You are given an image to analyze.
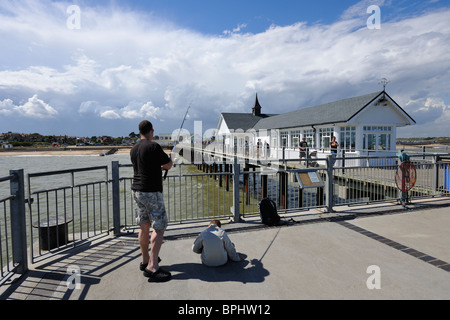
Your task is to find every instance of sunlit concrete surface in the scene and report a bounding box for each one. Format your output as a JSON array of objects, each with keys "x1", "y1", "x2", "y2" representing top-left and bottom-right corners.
[{"x1": 1, "y1": 198, "x2": 449, "y2": 300}]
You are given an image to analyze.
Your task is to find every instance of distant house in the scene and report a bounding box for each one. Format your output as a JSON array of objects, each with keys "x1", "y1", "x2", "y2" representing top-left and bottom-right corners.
[
  {"x1": 122, "y1": 137, "x2": 134, "y2": 145},
  {"x1": 216, "y1": 91, "x2": 416, "y2": 166},
  {"x1": 157, "y1": 134, "x2": 173, "y2": 142}
]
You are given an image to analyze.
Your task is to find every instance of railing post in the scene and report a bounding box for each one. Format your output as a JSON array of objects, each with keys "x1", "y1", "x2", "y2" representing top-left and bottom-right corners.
[
  {"x1": 342, "y1": 150, "x2": 345, "y2": 174},
  {"x1": 326, "y1": 155, "x2": 335, "y2": 213},
  {"x1": 261, "y1": 174, "x2": 268, "y2": 200},
  {"x1": 432, "y1": 155, "x2": 439, "y2": 193},
  {"x1": 112, "y1": 161, "x2": 121, "y2": 236},
  {"x1": 10, "y1": 169, "x2": 28, "y2": 275},
  {"x1": 279, "y1": 171, "x2": 288, "y2": 210},
  {"x1": 232, "y1": 156, "x2": 242, "y2": 223}
]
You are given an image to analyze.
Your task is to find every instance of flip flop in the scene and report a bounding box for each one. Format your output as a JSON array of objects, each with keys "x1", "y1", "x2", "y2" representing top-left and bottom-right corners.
[
  {"x1": 143, "y1": 268, "x2": 171, "y2": 282},
  {"x1": 139, "y1": 257, "x2": 161, "y2": 271}
]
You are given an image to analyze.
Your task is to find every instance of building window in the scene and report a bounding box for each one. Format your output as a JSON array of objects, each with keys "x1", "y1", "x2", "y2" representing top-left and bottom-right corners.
[
  {"x1": 363, "y1": 126, "x2": 392, "y2": 151},
  {"x1": 291, "y1": 130, "x2": 301, "y2": 149},
  {"x1": 280, "y1": 131, "x2": 289, "y2": 148},
  {"x1": 271, "y1": 130, "x2": 278, "y2": 148},
  {"x1": 319, "y1": 128, "x2": 334, "y2": 150},
  {"x1": 340, "y1": 127, "x2": 356, "y2": 152},
  {"x1": 303, "y1": 129, "x2": 315, "y2": 148}
]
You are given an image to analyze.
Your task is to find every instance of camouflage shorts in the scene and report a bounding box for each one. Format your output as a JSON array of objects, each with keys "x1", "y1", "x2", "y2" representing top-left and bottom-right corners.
[{"x1": 133, "y1": 191, "x2": 168, "y2": 231}]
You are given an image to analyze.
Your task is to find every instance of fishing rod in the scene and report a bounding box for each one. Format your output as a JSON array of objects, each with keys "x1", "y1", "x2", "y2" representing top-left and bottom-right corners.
[{"x1": 164, "y1": 103, "x2": 191, "y2": 180}]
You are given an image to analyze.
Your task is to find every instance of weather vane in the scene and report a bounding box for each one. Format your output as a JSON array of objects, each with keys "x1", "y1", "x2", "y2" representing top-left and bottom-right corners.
[{"x1": 378, "y1": 78, "x2": 390, "y2": 91}]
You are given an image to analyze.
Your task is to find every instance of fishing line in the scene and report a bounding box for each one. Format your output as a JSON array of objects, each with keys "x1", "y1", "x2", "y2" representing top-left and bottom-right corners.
[{"x1": 164, "y1": 103, "x2": 191, "y2": 180}]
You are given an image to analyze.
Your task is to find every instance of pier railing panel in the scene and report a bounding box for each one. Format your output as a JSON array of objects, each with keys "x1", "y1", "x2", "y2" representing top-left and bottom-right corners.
[
  {"x1": 1, "y1": 153, "x2": 449, "y2": 284},
  {"x1": 27, "y1": 166, "x2": 110, "y2": 263},
  {"x1": 114, "y1": 163, "x2": 235, "y2": 232}
]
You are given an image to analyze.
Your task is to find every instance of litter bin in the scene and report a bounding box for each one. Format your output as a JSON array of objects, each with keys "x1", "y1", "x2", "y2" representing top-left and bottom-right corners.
[{"x1": 32, "y1": 216, "x2": 73, "y2": 251}]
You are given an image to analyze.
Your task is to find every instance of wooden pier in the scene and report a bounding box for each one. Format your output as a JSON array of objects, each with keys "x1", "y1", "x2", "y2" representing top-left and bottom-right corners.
[{"x1": 186, "y1": 145, "x2": 448, "y2": 212}]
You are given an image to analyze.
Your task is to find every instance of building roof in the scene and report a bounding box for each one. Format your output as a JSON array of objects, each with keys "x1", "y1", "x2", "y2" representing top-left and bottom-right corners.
[
  {"x1": 253, "y1": 91, "x2": 385, "y2": 130},
  {"x1": 219, "y1": 113, "x2": 275, "y2": 131},
  {"x1": 217, "y1": 94, "x2": 277, "y2": 131},
  {"x1": 219, "y1": 91, "x2": 415, "y2": 133}
]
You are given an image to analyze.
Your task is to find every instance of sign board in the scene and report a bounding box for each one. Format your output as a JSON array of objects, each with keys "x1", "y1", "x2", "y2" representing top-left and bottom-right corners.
[{"x1": 294, "y1": 169, "x2": 324, "y2": 189}]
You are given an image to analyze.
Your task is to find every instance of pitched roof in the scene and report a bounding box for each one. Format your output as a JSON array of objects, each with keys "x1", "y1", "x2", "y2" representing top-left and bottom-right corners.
[
  {"x1": 253, "y1": 91, "x2": 386, "y2": 130},
  {"x1": 219, "y1": 91, "x2": 415, "y2": 133},
  {"x1": 220, "y1": 113, "x2": 275, "y2": 131},
  {"x1": 218, "y1": 93, "x2": 277, "y2": 131}
]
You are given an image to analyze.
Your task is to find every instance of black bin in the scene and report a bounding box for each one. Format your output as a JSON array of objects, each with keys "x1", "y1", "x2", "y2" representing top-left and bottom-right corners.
[{"x1": 32, "y1": 216, "x2": 73, "y2": 251}]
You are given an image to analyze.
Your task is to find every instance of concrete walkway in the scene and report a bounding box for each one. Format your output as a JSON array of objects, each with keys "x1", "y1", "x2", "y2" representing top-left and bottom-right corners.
[{"x1": 1, "y1": 198, "x2": 450, "y2": 301}]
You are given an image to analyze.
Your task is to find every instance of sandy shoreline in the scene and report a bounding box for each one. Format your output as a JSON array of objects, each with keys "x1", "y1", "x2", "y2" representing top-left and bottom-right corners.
[
  {"x1": 0, "y1": 147, "x2": 132, "y2": 157},
  {"x1": 1, "y1": 144, "x2": 447, "y2": 157}
]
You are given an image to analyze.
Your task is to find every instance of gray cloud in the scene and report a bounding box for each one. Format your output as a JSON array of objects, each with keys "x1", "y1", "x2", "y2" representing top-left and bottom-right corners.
[{"x1": 0, "y1": 0, "x2": 449, "y2": 137}]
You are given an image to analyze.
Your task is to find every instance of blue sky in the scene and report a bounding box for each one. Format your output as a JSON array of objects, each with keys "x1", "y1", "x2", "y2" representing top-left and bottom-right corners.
[
  {"x1": 0, "y1": 0, "x2": 449, "y2": 138},
  {"x1": 122, "y1": 0, "x2": 445, "y2": 35},
  {"x1": 127, "y1": 0, "x2": 358, "y2": 34}
]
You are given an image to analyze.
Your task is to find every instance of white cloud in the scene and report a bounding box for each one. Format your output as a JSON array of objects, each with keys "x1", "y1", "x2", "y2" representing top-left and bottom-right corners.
[
  {"x1": 18, "y1": 95, "x2": 58, "y2": 118},
  {"x1": 81, "y1": 100, "x2": 162, "y2": 120},
  {"x1": 399, "y1": 96, "x2": 450, "y2": 137},
  {"x1": 100, "y1": 110, "x2": 121, "y2": 120},
  {"x1": 117, "y1": 101, "x2": 161, "y2": 119},
  {"x1": 223, "y1": 23, "x2": 248, "y2": 36},
  {"x1": 0, "y1": 95, "x2": 58, "y2": 118},
  {"x1": 0, "y1": 98, "x2": 15, "y2": 116},
  {"x1": 0, "y1": 0, "x2": 449, "y2": 137}
]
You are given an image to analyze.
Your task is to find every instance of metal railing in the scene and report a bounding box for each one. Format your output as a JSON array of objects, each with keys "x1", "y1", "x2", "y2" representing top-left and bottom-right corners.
[
  {"x1": 27, "y1": 166, "x2": 110, "y2": 263},
  {"x1": 1, "y1": 153, "x2": 449, "y2": 285},
  {"x1": 113, "y1": 162, "x2": 235, "y2": 233}
]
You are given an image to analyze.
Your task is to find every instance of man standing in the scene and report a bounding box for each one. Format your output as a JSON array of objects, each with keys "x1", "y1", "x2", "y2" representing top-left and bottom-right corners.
[
  {"x1": 299, "y1": 137, "x2": 308, "y2": 164},
  {"x1": 330, "y1": 135, "x2": 339, "y2": 167},
  {"x1": 131, "y1": 120, "x2": 173, "y2": 282}
]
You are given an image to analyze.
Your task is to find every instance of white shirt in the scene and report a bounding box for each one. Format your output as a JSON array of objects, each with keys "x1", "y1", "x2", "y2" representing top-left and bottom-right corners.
[{"x1": 192, "y1": 225, "x2": 241, "y2": 267}]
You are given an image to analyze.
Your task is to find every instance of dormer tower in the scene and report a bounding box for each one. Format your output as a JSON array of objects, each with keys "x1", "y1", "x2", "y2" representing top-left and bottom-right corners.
[{"x1": 252, "y1": 93, "x2": 262, "y2": 116}]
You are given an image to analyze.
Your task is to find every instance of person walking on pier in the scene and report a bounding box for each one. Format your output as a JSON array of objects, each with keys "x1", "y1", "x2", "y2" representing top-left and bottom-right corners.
[{"x1": 131, "y1": 120, "x2": 173, "y2": 282}]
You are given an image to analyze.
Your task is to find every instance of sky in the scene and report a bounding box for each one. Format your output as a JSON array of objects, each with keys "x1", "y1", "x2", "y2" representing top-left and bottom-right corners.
[{"x1": 0, "y1": 0, "x2": 449, "y2": 138}]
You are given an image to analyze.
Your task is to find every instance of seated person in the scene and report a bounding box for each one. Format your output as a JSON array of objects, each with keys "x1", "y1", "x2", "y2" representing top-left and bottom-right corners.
[{"x1": 192, "y1": 220, "x2": 243, "y2": 267}]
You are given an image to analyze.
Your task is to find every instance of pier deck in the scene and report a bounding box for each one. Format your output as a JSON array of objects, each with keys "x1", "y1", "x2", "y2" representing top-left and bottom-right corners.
[{"x1": 1, "y1": 197, "x2": 449, "y2": 301}]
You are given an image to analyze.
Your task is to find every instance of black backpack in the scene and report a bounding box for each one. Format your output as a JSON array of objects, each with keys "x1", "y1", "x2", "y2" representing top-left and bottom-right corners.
[{"x1": 258, "y1": 198, "x2": 281, "y2": 226}]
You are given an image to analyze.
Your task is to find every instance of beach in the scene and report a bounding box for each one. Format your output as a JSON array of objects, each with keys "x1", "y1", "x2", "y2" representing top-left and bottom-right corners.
[{"x1": 0, "y1": 146, "x2": 132, "y2": 157}]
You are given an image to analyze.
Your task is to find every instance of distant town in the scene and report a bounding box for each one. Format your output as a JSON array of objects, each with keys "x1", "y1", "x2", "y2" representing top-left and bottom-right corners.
[
  {"x1": 396, "y1": 137, "x2": 450, "y2": 146},
  {"x1": 1, "y1": 131, "x2": 449, "y2": 150},
  {"x1": 0, "y1": 131, "x2": 174, "y2": 149}
]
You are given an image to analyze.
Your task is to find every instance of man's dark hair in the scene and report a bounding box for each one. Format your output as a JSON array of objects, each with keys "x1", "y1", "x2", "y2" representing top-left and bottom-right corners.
[
  {"x1": 139, "y1": 120, "x2": 153, "y2": 135},
  {"x1": 209, "y1": 220, "x2": 222, "y2": 228}
]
